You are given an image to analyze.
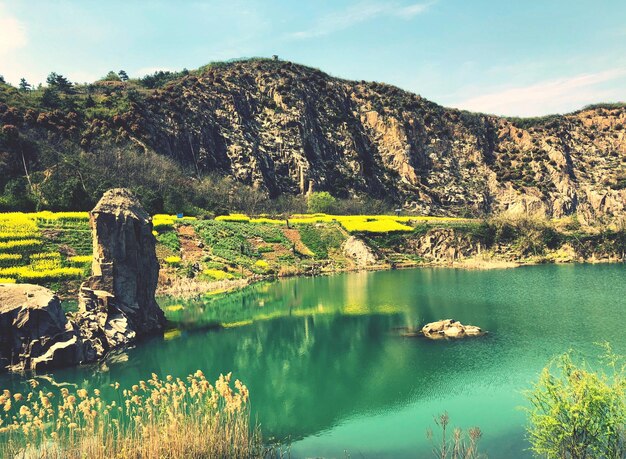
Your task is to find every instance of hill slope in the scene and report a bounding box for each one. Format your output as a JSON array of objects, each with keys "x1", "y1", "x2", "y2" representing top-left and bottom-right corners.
[{"x1": 0, "y1": 58, "x2": 625, "y2": 221}]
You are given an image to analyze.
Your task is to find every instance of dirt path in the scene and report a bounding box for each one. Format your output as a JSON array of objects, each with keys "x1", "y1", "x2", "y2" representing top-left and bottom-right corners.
[
  {"x1": 283, "y1": 228, "x2": 314, "y2": 256},
  {"x1": 177, "y1": 225, "x2": 205, "y2": 262}
]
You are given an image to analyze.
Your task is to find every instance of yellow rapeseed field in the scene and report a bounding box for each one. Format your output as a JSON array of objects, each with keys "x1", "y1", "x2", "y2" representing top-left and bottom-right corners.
[
  {"x1": 153, "y1": 214, "x2": 196, "y2": 232},
  {"x1": 215, "y1": 214, "x2": 251, "y2": 223}
]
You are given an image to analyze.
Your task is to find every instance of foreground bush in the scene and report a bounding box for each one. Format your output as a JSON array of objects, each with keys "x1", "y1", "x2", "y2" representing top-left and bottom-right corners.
[
  {"x1": 0, "y1": 371, "x2": 263, "y2": 458},
  {"x1": 525, "y1": 344, "x2": 626, "y2": 458}
]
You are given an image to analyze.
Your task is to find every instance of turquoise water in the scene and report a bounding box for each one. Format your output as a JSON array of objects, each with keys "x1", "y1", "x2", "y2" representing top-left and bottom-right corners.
[{"x1": 2, "y1": 264, "x2": 626, "y2": 457}]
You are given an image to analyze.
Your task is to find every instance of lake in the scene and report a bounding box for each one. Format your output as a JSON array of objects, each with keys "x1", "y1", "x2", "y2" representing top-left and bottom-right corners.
[{"x1": 2, "y1": 264, "x2": 625, "y2": 458}]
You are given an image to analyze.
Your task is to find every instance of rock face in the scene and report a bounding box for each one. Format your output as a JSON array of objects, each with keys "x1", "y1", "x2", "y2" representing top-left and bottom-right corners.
[
  {"x1": 76, "y1": 188, "x2": 166, "y2": 359},
  {"x1": 409, "y1": 228, "x2": 482, "y2": 262},
  {"x1": 0, "y1": 284, "x2": 80, "y2": 371},
  {"x1": 421, "y1": 319, "x2": 485, "y2": 340},
  {"x1": 131, "y1": 61, "x2": 626, "y2": 221},
  {"x1": 343, "y1": 236, "x2": 379, "y2": 268},
  {"x1": 2, "y1": 60, "x2": 626, "y2": 221}
]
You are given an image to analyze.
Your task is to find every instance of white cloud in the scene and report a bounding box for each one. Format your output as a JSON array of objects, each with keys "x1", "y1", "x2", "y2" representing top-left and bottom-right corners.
[
  {"x1": 0, "y1": 3, "x2": 26, "y2": 56},
  {"x1": 394, "y1": 3, "x2": 431, "y2": 18},
  {"x1": 290, "y1": 1, "x2": 432, "y2": 39},
  {"x1": 452, "y1": 69, "x2": 626, "y2": 117}
]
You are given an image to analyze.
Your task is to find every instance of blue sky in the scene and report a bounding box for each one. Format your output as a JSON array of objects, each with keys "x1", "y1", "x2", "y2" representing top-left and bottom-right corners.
[{"x1": 1, "y1": 0, "x2": 625, "y2": 116}]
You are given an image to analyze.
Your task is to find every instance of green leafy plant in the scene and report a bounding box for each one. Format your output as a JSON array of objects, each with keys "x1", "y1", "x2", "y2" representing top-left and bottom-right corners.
[
  {"x1": 525, "y1": 344, "x2": 626, "y2": 459},
  {"x1": 307, "y1": 192, "x2": 337, "y2": 214}
]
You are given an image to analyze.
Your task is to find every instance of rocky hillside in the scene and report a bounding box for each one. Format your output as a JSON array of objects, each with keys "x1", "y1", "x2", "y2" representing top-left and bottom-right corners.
[{"x1": 0, "y1": 58, "x2": 625, "y2": 221}]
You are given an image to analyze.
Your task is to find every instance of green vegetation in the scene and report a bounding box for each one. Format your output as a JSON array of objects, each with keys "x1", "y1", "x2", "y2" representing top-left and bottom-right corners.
[
  {"x1": 164, "y1": 256, "x2": 182, "y2": 267},
  {"x1": 307, "y1": 191, "x2": 337, "y2": 213},
  {"x1": 0, "y1": 208, "x2": 624, "y2": 295},
  {"x1": 526, "y1": 345, "x2": 626, "y2": 458},
  {"x1": 0, "y1": 63, "x2": 399, "y2": 217},
  {"x1": 157, "y1": 231, "x2": 180, "y2": 252},
  {"x1": 298, "y1": 223, "x2": 344, "y2": 259},
  {"x1": 192, "y1": 220, "x2": 289, "y2": 271}
]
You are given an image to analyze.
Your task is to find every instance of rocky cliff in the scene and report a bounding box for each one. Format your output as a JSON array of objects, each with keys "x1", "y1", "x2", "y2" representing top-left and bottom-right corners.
[{"x1": 1, "y1": 58, "x2": 625, "y2": 220}]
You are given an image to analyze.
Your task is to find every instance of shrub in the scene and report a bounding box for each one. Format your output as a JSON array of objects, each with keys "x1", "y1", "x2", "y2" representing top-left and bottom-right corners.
[
  {"x1": 32, "y1": 211, "x2": 89, "y2": 223},
  {"x1": 250, "y1": 217, "x2": 284, "y2": 224},
  {"x1": 0, "y1": 231, "x2": 39, "y2": 241},
  {"x1": 0, "y1": 253, "x2": 21, "y2": 266},
  {"x1": 298, "y1": 224, "x2": 344, "y2": 258},
  {"x1": 202, "y1": 269, "x2": 234, "y2": 281},
  {"x1": 427, "y1": 412, "x2": 482, "y2": 459},
  {"x1": 30, "y1": 252, "x2": 62, "y2": 260},
  {"x1": 340, "y1": 218, "x2": 413, "y2": 233},
  {"x1": 157, "y1": 230, "x2": 180, "y2": 252},
  {"x1": 525, "y1": 344, "x2": 626, "y2": 459},
  {"x1": 0, "y1": 266, "x2": 83, "y2": 282},
  {"x1": 152, "y1": 214, "x2": 197, "y2": 232},
  {"x1": 254, "y1": 260, "x2": 269, "y2": 270},
  {"x1": 0, "y1": 239, "x2": 42, "y2": 253},
  {"x1": 307, "y1": 192, "x2": 337, "y2": 213},
  {"x1": 68, "y1": 255, "x2": 92, "y2": 264}
]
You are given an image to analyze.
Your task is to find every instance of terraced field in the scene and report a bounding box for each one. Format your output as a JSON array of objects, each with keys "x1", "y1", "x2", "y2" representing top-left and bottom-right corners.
[
  {"x1": 0, "y1": 211, "x2": 469, "y2": 294},
  {"x1": 0, "y1": 213, "x2": 198, "y2": 291}
]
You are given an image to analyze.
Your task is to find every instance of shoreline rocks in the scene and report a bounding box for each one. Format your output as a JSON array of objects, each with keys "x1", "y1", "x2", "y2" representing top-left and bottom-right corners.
[
  {"x1": 343, "y1": 236, "x2": 379, "y2": 268},
  {"x1": 75, "y1": 188, "x2": 165, "y2": 359},
  {"x1": 0, "y1": 284, "x2": 81, "y2": 371},
  {"x1": 0, "y1": 188, "x2": 166, "y2": 373}
]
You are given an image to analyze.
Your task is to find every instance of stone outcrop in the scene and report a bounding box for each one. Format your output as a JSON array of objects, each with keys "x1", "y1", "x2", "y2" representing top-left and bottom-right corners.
[
  {"x1": 75, "y1": 188, "x2": 166, "y2": 360},
  {"x1": 132, "y1": 61, "x2": 626, "y2": 221},
  {"x1": 0, "y1": 188, "x2": 166, "y2": 372},
  {"x1": 0, "y1": 284, "x2": 80, "y2": 371},
  {"x1": 409, "y1": 228, "x2": 481, "y2": 262},
  {"x1": 421, "y1": 319, "x2": 485, "y2": 340},
  {"x1": 343, "y1": 236, "x2": 379, "y2": 268}
]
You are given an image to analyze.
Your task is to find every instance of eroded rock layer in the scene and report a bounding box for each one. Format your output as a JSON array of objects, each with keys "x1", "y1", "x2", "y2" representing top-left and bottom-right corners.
[
  {"x1": 0, "y1": 284, "x2": 79, "y2": 371},
  {"x1": 76, "y1": 188, "x2": 166, "y2": 357}
]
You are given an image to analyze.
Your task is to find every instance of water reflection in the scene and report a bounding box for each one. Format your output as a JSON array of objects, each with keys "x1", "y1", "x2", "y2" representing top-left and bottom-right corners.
[{"x1": 2, "y1": 265, "x2": 626, "y2": 458}]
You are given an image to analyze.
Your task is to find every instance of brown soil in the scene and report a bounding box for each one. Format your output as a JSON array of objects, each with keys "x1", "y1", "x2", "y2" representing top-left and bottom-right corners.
[
  {"x1": 177, "y1": 225, "x2": 205, "y2": 262},
  {"x1": 282, "y1": 228, "x2": 314, "y2": 256}
]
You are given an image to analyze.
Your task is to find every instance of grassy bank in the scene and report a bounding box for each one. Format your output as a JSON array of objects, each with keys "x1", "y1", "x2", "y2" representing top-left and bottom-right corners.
[{"x1": 0, "y1": 210, "x2": 623, "y2": 300}]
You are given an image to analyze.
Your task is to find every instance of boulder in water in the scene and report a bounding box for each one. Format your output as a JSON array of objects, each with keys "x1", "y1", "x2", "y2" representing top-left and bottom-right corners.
[
  {"x1": 0, "y1": 284, "x2": 81, "y2": 371},
  {"x1": 421, "y1": 319, "x2": 485, "y2": 340}
]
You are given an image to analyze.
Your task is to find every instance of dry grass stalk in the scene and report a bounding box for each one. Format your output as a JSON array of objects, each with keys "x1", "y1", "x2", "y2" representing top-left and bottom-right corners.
[{"x1": 0, "y1": 370, "x2": 265, "y2": 458}]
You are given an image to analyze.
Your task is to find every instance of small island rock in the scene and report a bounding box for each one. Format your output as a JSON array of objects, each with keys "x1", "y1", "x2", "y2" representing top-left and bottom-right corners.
[{"x1": 421, "y1": 319, "x2": 485, "y2": 339}]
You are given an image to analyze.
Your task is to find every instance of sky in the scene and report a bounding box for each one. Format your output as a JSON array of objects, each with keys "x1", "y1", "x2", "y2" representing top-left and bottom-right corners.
[{"x1": 0, "y1": 0, "x2": 625, "y2": 117}]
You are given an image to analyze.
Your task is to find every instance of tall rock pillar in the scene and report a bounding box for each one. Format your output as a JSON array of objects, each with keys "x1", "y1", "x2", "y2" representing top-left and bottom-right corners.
[{"x1": 77, "y1": 188, "x2": 166, "y2": 356}]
